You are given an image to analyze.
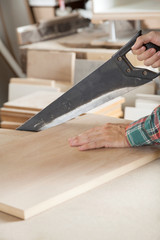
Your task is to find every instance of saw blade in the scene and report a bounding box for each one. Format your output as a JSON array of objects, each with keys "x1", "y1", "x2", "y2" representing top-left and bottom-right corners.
[{"x1": 17, "y1": 56, "x2": 152, "y2": 132}]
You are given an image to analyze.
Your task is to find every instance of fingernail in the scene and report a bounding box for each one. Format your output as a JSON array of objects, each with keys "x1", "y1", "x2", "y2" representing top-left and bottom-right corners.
[
  {"x1": 72, "y1": 139, "x2": 78, "y2": 144},
  {"x1": 150, "y1": 48, "x2": 156, "y2": 53},
  {"x1": 157, "y1": 51, "x2": 160, "y2": 56}
]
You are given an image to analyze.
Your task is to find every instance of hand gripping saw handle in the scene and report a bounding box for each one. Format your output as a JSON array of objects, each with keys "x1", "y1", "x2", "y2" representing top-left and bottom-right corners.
[{"x1": 112, "y1": 30, "x2": 160, "y2": 86}]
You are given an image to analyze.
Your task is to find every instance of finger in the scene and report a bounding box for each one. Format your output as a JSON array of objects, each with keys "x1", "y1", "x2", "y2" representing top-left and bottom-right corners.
[
  {"x1": 132, "y1": 46, "x2": 146, "y2": 55},
  {"x1": 78, "y1": 140, "x2": 105, "y2": 151},
  {"x1": 68, "y1": 135, "x2": 89, "y2": 146},
  {"x1": 70, "y1": 129, "x2": 109, "y2": 147},
  {"x1": 144, "y1": 51, "x2": 160, "y2": 66},
  {"x1": 132, "y1": 32, "x2": 156, "y2": 50},
  {"x1": 137, "y1": 48, "x2": 156, "y2": 61},
  {"x1": 69, "y1": 127, "x2": 102, "y2": 145},
  {"x1": 152, "y1": 58, "x2": 160, "y2": 68}
]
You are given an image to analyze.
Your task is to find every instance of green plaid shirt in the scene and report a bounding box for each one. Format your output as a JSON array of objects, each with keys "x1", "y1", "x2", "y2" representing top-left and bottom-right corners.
[{"x1": 126, "y1": 105, "x2": 160, "y2": 146}]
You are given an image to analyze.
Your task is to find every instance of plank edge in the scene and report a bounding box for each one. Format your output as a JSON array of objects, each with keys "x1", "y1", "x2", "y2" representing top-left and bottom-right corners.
[{"x1": 22, "y1": 150, "x2": 160, "y2": 219}]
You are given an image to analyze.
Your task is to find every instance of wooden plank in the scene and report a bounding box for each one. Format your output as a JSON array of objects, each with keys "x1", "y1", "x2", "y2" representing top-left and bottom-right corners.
[
  {"x1": 142, "y1": 19, "x2": 160, "y2": 30},
  {"x1": 0, "y1": 128, "x2": 33, "y2": 146},
  {"x1": 92, "y1": 0, "x2": 160, "y2": 22},
  {"x1": 1, "y1": 121, "x2": 22, "y2": 129},
  {"x1": 0, "y1": 107, "x2": 37, "y2": 123},
  {"x1": 27, "y1": 50, "x2": 75, "y2": 83},
  {"x1": 57, "y1": 30, "x2": 108, "y2": 48},
  {"x1": 74, "y1": 59, "x2": 105, "y2": 84},
  {"x1": 9, "y1": 78, "x2": 71, "y2": 100},
  {"x1": 123, "y1": 81, "x2": 156, "y2": 107},
  {"x1": 4, "y1": 91, "x2": 63, "y2": 111},
  {"x1": 135, "y1": 100, "x2": 160, "y2": 109},
  {"x1": 89, "y1": 96, "x2": 124, "y2": 118},
  {"x1": 136, "y1": 93, "x2": 160, "y2": 102},
  {"x1": 92, "y1": 12, "x2": 160, "y2": 22},
  {"x1": 124, "y1": 107, "x2": 154, "y2": 121},
  {"x1": 32, "y1": 7, "x2": 55, "y2": 22},
  {"x1": 0, "y1": 114, "x2": 159, "y2": 219}
]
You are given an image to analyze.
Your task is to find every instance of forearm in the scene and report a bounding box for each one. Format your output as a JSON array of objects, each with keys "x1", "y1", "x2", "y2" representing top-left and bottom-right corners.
[{"x1": 126, "y1": 105, "x2": 160, "y2": 146}]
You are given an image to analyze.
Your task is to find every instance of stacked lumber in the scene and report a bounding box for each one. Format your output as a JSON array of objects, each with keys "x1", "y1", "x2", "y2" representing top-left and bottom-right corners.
[
  {"x1": 0, "y1": 91, "x2": 63, "y2": 129},
  {"x1": 124, "y1": 93, "x2": 160, "y2": 121},
  {"x1": 8, "y1": 78, "x2": 72, "y2": 101},
  {"x1": 7, "y1": 48, "x2": 75, "y2": 104},
  {"x1": 89, "y1": 96, "x2": 125, "y2": 118}
]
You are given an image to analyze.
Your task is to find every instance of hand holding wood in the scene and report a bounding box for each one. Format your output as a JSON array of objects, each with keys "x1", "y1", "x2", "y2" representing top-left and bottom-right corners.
[{"x1": 69, "y1": 123, "x2": 130, "y2": 150}]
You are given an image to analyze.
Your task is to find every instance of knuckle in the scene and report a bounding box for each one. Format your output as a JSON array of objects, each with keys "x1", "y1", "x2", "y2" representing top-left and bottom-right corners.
[
  {"x1": 137, "y1": 55, "x2": 143, "y2": 61},
  {"x1": 152, "y1": 61, "x2": 160, "y2": 68},
  {"x1": 148, "y1": 31, "x2": 156, "y2": 40},
  {"x1": 149, "y1": 31, "x2": 156, "y2": 37},
  {"x1": 144, "y1": 60, "x2": 150, "y2": 66}
]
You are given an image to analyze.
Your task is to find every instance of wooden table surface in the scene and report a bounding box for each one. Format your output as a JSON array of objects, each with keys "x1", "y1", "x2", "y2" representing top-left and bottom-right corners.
[{"x1": 0, "y1": 157, "x2": 160, "y2": 240}]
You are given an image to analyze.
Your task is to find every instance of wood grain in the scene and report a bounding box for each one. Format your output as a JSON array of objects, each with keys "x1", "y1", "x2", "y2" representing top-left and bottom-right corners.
[
  {"x1": 0, "y1": 114, "x2": 159, "y2": 220},
  {"x1": 0, "y1": 128, "x2": 33, "y2": 146}
]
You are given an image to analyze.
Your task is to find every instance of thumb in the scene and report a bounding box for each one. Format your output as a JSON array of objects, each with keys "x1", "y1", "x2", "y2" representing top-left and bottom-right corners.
[{"x1": 131, "y1": 31, "x2": 160, "y2": 50}]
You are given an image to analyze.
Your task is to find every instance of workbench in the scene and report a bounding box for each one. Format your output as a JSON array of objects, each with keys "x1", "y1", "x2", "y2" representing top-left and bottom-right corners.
[{"x1": 0, "y1": 157, "x2": 160, "y2": 240}]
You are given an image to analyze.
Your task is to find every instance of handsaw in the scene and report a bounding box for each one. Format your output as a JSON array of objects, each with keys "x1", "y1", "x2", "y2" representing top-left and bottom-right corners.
[{"x1": 17, "y1": 30, "x2": 160, "y2": 132}]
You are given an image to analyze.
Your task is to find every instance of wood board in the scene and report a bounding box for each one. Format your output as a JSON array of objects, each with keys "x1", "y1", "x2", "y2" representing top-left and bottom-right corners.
[
  {"x1": 32, "y1": 7, "x2": 55, "y2": 22},
  {"x1": 92, "y1": 0, "x2": 160, "y2": 23},
  {"x1": 0, "y1": 107, "x2": 38, "y2": 123},
  {"x1": 9, "y1": 78, "x2": 72, "y2": 100},
  {"x1": 0, "y1": 121, "x2": 22, "y2": 129},
  {"x1": 89, "y1": 96, "x2": 124, "y2": 118},
  {"x1": 4, "y1": 91, "x2": 63, "y2": 111},
  {"x1": 1, "y1": 91, "x2": 64, "y2": 129},
  {"x1": 0, "y1": 114, "x2": 160, "y2": 220},
  {"x1": 27, "y1": 50, "x2": 75, "y2": 83},
  {"x1": 124, "y1": 107, "x2": 154, "y2": 121},
  {"x1": 0, "y1": 128, "x2": 33, "y2": 146}
]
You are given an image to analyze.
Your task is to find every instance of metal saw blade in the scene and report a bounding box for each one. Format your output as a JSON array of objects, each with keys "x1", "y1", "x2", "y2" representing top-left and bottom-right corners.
[{"x1": 17, "y1": 56, "x2": 151, "y2": 132}]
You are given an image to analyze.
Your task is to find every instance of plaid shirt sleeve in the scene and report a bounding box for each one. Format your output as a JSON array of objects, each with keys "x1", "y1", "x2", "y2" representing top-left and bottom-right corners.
[{"x1": 125, "y1": 105, "x2": 160, "y2": 146}]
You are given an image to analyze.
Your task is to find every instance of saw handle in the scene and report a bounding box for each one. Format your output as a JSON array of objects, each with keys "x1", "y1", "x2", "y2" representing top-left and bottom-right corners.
[
  {"x1": 114, "y1": 30, "x2": 160, "y2": 80},
  {"x1": 144, "y1": 42, "x2": 160, "y2": 52}
]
